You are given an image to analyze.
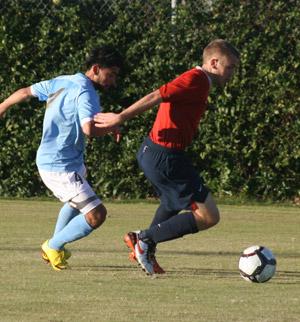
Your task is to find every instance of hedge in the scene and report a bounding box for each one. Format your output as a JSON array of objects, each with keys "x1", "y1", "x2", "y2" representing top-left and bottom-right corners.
[{"x1": 0, "y1": 0, "x2": 299, "y2": 201}]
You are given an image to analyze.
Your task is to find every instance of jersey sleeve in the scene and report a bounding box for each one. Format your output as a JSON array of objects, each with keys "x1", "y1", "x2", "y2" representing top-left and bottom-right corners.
[
  {"x1": 30, "y1": 80, "x2": 52, "y2": 101},
  {"x1": 77, "y1": 90, "x2": 101, "y2": 126},
  {"x1": 159, "y1": 70, "x2": 209, "y2": 103}
]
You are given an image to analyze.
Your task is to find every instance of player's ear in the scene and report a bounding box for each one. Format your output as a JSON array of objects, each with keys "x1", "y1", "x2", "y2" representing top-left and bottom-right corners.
[
  {"x1": 210, "y1": 58, "x2": 219, "y2": 70},
  {"x1": 92, "y1": 64, "x2": 100, "y2": 75}
]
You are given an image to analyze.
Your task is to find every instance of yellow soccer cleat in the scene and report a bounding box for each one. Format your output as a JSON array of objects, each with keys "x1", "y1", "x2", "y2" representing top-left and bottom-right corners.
[
  {"x1": 42, "y1": 247, "x2": 72, "y2": 263},
  {"x1": 41, "y1": 240, "x2": 69, "y2": 271}
]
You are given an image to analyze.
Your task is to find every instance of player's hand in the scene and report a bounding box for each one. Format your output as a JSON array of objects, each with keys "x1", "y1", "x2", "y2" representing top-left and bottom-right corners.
[
  {"x1": 112, "y1": 126, "x2": 121, "y2": 143},
  {"x1": 94, "y1": 112, "x2": 122, "y2": 128}
]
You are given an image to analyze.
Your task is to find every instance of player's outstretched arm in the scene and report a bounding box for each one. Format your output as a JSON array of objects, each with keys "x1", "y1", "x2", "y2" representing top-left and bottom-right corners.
[
  {"x1": 0, "y1": 87, "x2": 33, "y2": 118},
  {"x1": 94, "y1": 89, "x2": 162, "y2": 128}
]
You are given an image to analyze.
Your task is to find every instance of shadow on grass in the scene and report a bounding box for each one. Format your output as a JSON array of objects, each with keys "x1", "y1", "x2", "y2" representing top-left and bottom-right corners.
[
  {"x1": 72, "y1": 264, "x2": 139, "y2": 272},
  {"x1": 273, "y1": 271, "x2": 300, "y2": 284},
  {"x1": 71, "y1": 264, "x2": 240, "y2": 279},
  {"x1": 160, "y1": 249, "x2": 300, "y2": 259},
  {"x1": 70, "y1": 265, "x2": 300, "y2": 284},
  {"x1": 168, "y1": 267, "x2": 238, "y2": 278},
  {"x1": 2, "y1": 247, "x2": 299, "y2": 259},
  {"x1": 2, "y1": 246, "x2": 300, "y2": 283},
  {"x1": 167, "y1": 268, "x2": 300, "y2": 283}
]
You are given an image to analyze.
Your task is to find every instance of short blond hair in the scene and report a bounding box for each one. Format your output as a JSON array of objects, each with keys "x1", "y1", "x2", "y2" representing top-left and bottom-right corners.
[{"x1": 203, "y1": 39, "x2": 240, "y2": 63}]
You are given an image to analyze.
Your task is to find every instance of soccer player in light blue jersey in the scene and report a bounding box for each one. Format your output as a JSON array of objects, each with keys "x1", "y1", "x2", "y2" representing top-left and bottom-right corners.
[{"x1": 0, "y1": 45, "x2": 123, "y2": 271}]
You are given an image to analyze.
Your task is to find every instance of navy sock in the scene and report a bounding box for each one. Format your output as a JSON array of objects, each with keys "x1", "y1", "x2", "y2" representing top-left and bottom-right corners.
[
  {"x1": 139, "y1": 212, "x2": 199, "y2": 244},
  {"x1": 149, "y1": 204, "x2": 179, "y2": 227}
]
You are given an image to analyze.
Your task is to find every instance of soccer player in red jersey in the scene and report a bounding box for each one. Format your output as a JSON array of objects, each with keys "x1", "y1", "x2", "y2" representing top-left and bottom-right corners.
[{"x1": 94, "y1": 39, "x2": 240, "y2": 275}]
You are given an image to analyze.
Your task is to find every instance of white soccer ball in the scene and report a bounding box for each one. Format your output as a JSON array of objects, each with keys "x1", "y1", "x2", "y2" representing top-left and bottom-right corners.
[{"x1": 238, "y1": 245, "x2": 276, "y2": 283}]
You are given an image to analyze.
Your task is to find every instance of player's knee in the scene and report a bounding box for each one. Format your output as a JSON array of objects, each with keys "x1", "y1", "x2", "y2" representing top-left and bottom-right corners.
[
  {"x1": 86, "y1": 204, "x2": 107, "y2": 229},
  {"x1": 194, "y1": 210, "x2": 220, "y2": 229},
  {"x1": 207, "y1": 208, "x2": 220, "y2": 227},
  {"x1": 192, "y1": 202, "x2": 220, "y2": 230}
]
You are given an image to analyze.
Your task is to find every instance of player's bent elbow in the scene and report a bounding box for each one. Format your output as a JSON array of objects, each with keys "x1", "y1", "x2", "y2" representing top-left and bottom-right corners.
[
  {"x1": 81, "y1": 122, "x2": 93, "y2": 138},
  {"x1": 82, "y1": 122, "x2": 109, "y2": 138},
  {"x1": 81, "y1": 122, "x2": 92, "y2": 137}
]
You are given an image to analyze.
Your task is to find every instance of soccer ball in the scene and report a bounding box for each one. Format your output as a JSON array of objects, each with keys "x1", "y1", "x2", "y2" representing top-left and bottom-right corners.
[{"x1": 238, "y1": 245, "x2": 276, "y2": 283}]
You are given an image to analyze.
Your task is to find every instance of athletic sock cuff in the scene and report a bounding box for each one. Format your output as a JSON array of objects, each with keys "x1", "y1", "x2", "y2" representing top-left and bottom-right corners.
[{"x1": 141, "y1": 212, "x2": 199, "y2": 244}]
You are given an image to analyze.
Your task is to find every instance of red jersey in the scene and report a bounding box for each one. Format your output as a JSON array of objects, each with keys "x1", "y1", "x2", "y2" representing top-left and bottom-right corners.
[{"x1": 149, "y1": 67, "x2": 210, "y2": 150}]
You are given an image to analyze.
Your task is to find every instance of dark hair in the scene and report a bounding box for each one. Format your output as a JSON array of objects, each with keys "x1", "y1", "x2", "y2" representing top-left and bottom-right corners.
[{"x1": 85, "y1": 45, "x2": 123, "y2": 70}]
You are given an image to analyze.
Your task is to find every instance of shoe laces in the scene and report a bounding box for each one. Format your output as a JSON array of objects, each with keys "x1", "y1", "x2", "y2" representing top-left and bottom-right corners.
[
  {"x1": 145, "y1": 242, "x2": 156, "y2": 261},
  {"x1": 148, "y1": 245, "x2": 157, "y2": 260},
  {"x1": 137, "y1": 239, "x2": 154, "y2": 261}
]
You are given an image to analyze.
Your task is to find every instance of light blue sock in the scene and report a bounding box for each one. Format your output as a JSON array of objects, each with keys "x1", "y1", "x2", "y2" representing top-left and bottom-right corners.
[
  {"x1": 53, "y1": 203, "x2": 80, "y2": 235},
  {"x1": 49, "y1": 214, "x2": 93, "y2": 250}
]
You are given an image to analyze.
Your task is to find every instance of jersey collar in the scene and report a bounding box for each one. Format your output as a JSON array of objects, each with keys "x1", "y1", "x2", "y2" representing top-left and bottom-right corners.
[{"x1": 195, "y1": 66, "x2": 212, "y2": 89}]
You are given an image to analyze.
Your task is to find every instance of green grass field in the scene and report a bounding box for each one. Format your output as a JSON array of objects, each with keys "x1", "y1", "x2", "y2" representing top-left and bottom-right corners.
[{"x1": 0, "y1": 200, "x2": 299, "y2": 322}]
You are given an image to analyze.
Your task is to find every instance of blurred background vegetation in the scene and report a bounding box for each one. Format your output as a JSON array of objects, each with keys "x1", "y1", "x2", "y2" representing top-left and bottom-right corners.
[{"x1": 0, "y1": 0, "x2": 299, "y2": 202}]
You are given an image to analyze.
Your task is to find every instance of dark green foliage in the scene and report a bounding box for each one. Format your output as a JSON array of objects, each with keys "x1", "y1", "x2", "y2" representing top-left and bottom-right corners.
[{"x1": 0, "y1": 0, "x2": 299, "y2": 201}]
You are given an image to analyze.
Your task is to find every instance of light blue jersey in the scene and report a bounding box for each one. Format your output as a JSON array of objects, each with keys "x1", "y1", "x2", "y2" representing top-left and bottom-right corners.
[{"x1": 31, "y1": 73, "x2": 101, "y2": 172}]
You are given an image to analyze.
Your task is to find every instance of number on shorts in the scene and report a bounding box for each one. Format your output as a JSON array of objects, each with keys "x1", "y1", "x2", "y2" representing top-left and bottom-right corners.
[{"x1": 75, "y1": 172, "x2": 83, "y2": 184}]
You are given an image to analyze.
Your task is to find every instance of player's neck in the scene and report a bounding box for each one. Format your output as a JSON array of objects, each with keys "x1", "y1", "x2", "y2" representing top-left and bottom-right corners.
[{"x1": 201, "y1": 65, "x2": 218, "y2": 88}]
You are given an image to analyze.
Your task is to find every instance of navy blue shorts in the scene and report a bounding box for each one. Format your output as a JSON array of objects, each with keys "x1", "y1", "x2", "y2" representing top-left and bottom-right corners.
[{"x1": 137, "y1": 137, "x2": 210, "y2": 212}]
